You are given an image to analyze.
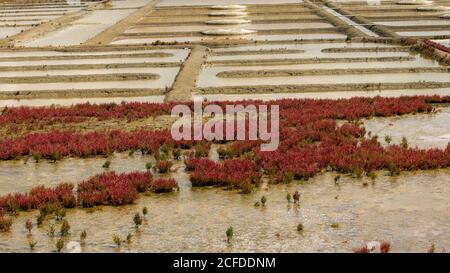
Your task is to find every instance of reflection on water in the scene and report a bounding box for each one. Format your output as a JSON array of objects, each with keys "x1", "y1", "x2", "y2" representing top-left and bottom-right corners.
[{"x1": 1, "y1": 168, "x2": 449, "y2": 253}]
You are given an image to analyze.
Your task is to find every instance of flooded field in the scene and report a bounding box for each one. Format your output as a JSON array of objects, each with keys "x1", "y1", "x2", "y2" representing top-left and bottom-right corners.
[{"x1": 0, "y1": 0, "x2": 449, "y2": 254}]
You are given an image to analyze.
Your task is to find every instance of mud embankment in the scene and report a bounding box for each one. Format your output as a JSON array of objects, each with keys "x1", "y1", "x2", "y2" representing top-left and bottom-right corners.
[
  {"x1": 0, "y1": 73, "x2": 159, "y2": 84},
  {"x1": 0, "y1": 52, "x2": 173, "y2": 62},
  {"x1": 211, "y1": 49, "x2": 305, "y2": 56},
  {"x1": 0, "y1": 62, "x2": 180, "y2": 71},
  {"x1": 321, "y1": 46, "x2": 410, "y2": 53},
  {"x1": 207, "y1": 56, "x2": 415, "y2": 66},
  {"x1": 165, "y1": 45, "x2": 208, "y2": 102},
  {"x1": 216, "y1": 67, "x2": 449, "y2": 78},
  {"x1": 0, "y1": 88, "x2": 165, "y2": 100}
]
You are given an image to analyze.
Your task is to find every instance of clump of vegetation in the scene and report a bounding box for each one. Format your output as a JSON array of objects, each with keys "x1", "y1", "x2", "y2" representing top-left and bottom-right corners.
[
  {"x1": 80, "y1": 230, "x2": 87, "y2": 243},
  {"x1": 260, "y1": 196, "x2": 267, "y2": 206},
  {"x1": 133, "y1": 213, "x2": 142, "y2": 228},
  {"x1": 0, "y1": 215, "x2": 12, "y2": 232},
  {"x1": 297, "y1": 223, "x2": 304, "y2": 233},
  {"x1": 293, "y1": 191, "x2": 300, "y2": 204},
  {"x1": 102, "y1": 160, "x2": 111, "y2": 169},
  {"x1": 226, "y1": 226, "x2": 233, "y2": 243},
  {"x1": 384, "y1": 135, "x2": 392, "y2": 145},
  {"x1": 55, "y1": 208, "x2": 66, "y2": 221},
  {"x1": 126, "y1": 233, "x2": 133, "y2": 244},
  {"x1": 254, "y1": 201, "x2": 260, "y2": 207},
  {"x1": 387, "y1": 162, "x2": 400, "y2": 176},
  {"x1": 240, "y1": 181, "x2": 253, "y2": 194},
  {"x1": 401, "y1": 137, "x2": 409, "y2": 149},
  {"x1": 36, "y1": 212, "x2": 45, "y2": 226},
  {"x1": 60, "y1": 220, "x2": 71, "y2": 236},
  {"x1": 367, "y1": 171, "x2": 377, "y2": 182},
  {"x1": 353, "y1": 241, "x2": 391, "y2": 253},
  {"x1": 330, "y1": 223, "x2": 339, "y2": 229},
  {"x1": 142, "y1": 207, "x2": 148, "y2": 217},
  {"x1": 28, "y1": 239, "x2": 37, "y2": 250},
  {"x1": 427, "y1": 243, "x2": 435, "y2": 253},
  {"x1": 286, "y1": 193, "x2": 292, "y2": 203},
  {"x1": 173, "y1": 148, "x2": 181, "y2": 160},
  {"x1": 145, "y1": 162, "x2": 152, "y2": 171},
  {"x1": 56, "y1": 239, "x2": 64, "y2": 252},
  {"x1": 33, "y1": 153, "x2": 41, "y2": 163},
  {"x1": 113, "y1": 234, "x2": 121, "y2": 248},
  {"x1": 156, "y1": 160, "x2": 173, "y2": 173},
  {"x1": 25, "y1": 219, "x2": 33, "y2": 234},
  {"x1": 48, "y1": 224, "x2": 55, "y2": 237},
  {"x1": 334, "y1": 175, "x2": 341, "y2": 185}
]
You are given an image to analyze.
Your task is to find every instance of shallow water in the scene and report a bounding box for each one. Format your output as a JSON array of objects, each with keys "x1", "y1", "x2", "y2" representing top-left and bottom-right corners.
[
  {"x1": 107, "y1": 0, "x2": 154, "y2": 9},
  {"x1": 0, "y1": 48, "x2": 189, "y2": 61},
  {"x1": 0, "y1": 95, "x2": 165, "y2": 108},
  {"x1": 364, "y1": 107, "x2": 450, "y2": 149},
  {"x1": 204, "y1": 57, "x2": 438, "y2": 71},
  {"x1": 125, "y1": 22, "x2": 334, "y2": 34},
  {"x1": 213, "y1": 42, "x2": 398, "y2": 52},
  {"x1": 113, "y1": 31, "x2": 346, "y2": 44},
  {"x1": 1, "y1": 166, "x2": 450, "y2": 252},
  {"x1": 209, "y1": 50, "x2": 410, "y2": 61},
  {"x1": 0, "y1": 152, "x2": 155, "y2": 195},
  {"x1": 250, "y1": 33, "x2": 347, "y2": 41},
  {"x1": 0, "y1": 27, "x2": 29, "y2": 39},
  {"x1": 200, "y1": 88, "x2": 450, "y2": 101},
  {"x1": 209, "y1": 42, "x2": 405, "y2": 60},
  {"x1": 21, "y1": 9, "x2": 135, "y2": 47},
  {"x1": 0, "y1": 55, "x2": 187, "y2": 67},
  {"x1": 432, "y1": 39, "x2": 450, "y2": 47},
  {"x1": 156, "y1": 0, "x2": 305, "y2": 7},
  {"x1": 396, "y1": 30, "x2": 450, "y2": 37},
  {"x1": 198, "y1": 72, "x2": 449, "y2": 88},
  {"x1": 0, "y1": 67, "x2": 179, "y2": 78},
  {"x1": 0, "y1": 67, "x2": 179, "y2": 91},
  {"x1": 375, "y1": 20, "x2": 450, "y2": 26}
]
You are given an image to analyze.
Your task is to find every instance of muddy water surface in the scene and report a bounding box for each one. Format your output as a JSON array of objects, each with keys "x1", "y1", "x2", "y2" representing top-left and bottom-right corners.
[
  {"x1": 364, "y1": 107, "x2": 450, "y2": 149},
  {"x1": 0, "y1": 167, "x2": 449, "y2": 252}
]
